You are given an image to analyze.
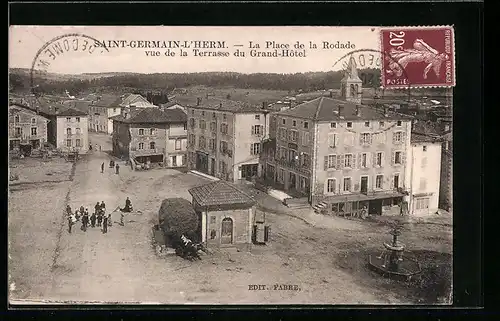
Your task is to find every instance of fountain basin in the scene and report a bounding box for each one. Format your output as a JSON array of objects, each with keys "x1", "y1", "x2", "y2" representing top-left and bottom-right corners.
[{"x1": 368, "y1": 254, "x2": 422, "y2": 281}]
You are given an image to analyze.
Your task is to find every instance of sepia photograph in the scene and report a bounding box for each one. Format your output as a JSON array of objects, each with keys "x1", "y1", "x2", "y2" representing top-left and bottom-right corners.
[{"x1": 8, "y1": 25, "x2": 454, "y2": 305}]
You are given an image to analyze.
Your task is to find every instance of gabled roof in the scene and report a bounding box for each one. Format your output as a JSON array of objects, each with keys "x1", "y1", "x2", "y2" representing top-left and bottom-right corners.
[
  {"x1": 411, "y1": 133, "x2": 442, "y2": 144},
  {"x1": 187, "y1": 97, "x2": 266, "y2": 113},
  {"x1": 9, "y1": 104, "x2": 50, "y2": 121},
  {"x1": 111, "y1": 107, "x2": 187, "y2": 124},
  {"x1": 62, "y1": 100, "x2": 93, "y2": 113},
  {"x1": 276, "y1": 97, "x2": 413, "y2": 122},
  {"x1": 120, "y1": 94, "x2": 156, "y2": 108},
  {"x1": 188, "y1": 180, "x2": 256, "y2": 208},
  {"x1": 56, "y1": 107, "x2": 88, "y2": 117},
  {"x1": 92, "y1": 95, "x2": 122, "y2": 108}
]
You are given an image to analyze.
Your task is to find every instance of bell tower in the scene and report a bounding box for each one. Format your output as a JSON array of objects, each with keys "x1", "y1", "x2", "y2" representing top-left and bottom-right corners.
[{"x1": 340, "y1": 56, "x2": 363, "y2": 104}]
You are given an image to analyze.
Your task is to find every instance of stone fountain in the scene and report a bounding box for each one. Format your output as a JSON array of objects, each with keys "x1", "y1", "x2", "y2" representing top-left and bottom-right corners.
[{"x1": 368, "y1": 226, "x2": 421, "y2": 281}]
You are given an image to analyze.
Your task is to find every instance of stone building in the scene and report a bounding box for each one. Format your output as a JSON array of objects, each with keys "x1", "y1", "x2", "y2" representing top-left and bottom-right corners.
[
  {"x1": 188, "y1": 180, "x2": 257, "y2": 251},
  {"x1": 111, "y1": 107, "x2": 188, "y2": 167},
  {"x1": 186, "y1": 98, "x2": 270, "y2": 182},
  {"x1": 9, "y1": 103, "x2": 49, "y2": 153}
]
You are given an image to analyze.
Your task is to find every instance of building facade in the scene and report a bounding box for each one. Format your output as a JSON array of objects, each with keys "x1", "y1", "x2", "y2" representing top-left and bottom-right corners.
[
  {"x1": 186, "y1": 99, "x2": 270, "y2": 182},
  {"x1": 111, "y1": 107, "x2": 188, "y2": 167},
  {"x1": 405, "y1": 134, "x2": 442, "y2": 216},
  {"x1": 9, "y1": 104, "x2": 49, "y2": 152},
  {"x1": 55, "y1": 109, "x2": 90, "y2": 154}
]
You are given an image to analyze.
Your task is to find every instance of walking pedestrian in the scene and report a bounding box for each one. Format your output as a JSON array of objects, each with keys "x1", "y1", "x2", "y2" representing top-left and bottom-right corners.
[
  {"x1": 66, "y1": 205, "x2": 72, "y2": 216},
  {"x1": 97, "y1": 213, "x2": 103, "y2": 227},
  {"x1": 101, "y1": 162, "x2": 105, "y2": 173},
  {"x1": 82, "y1": 212, "x2": 89, "y2": 232},
  {"x1": 75, "y1": 209, "x2": 81, "y2": 222},
  {"x1": 115, "y1": 163, "x2": 120, "y2": 174},
  {"x1": 99, "y1": 145, "x2": 102, "y2": 152},
  {"x1": 68, "y1": 216, "x2": 73, "y2": 233},
  {"x1": 102, "y1": 215, "x2": 108, "y2": 234},
  {"x1": 90, "y1": 212, "x2": 96, "y2": 228}
]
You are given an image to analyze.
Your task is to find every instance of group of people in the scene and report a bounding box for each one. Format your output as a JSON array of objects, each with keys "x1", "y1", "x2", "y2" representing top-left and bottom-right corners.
[
  {"x1": 65, "y1": 197, "x2": 134, "y2": 234},
  {"x1": 101, "y1": 160, "x2": 120, "y2": 174},
  {"x1": 66, "y1": 201, "x2": 111, "y2": 234}
]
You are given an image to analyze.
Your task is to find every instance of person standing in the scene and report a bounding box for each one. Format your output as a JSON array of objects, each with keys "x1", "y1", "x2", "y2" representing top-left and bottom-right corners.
[
  {"x1": 107, "y1": 213, "x2": 112, "y2": 227},
  {"x1": 102, "y1": 215, "x2": 108, "y2": 234},
  {"x1": 97, "y1": 212, "x2": 103, "y2": 227},
  {"x1": 90, "y1": 211, "x2": 96, "y2": 228},
  {"x1": 80, "y1": 205, "x2": 85, "y2": 215},
  {"x1": 115, "y1": 163, "x2": 120, "y2": 174},
  {"x1": 119, "y1": 212, "x2": 125, "y2": 226},
  {"x1": 101, "y1": 162, "x2": 105, "y2": 173},
  {"x1": 68, "y1": 216, "x2": 73, "y2": 233},
  {"x1": 100, "y1": 201, "x2": 106, "y2": 213},
  {"x1": 94, "y1": 202, "x2": 101, "y2": 215},
  {"x1": 82, "y1": 212, "x2": 89, "y2": 232}
]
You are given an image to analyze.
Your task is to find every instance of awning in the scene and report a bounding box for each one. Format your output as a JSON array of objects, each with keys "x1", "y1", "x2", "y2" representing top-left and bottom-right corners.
[{"x1": 322, "y1": 191, "x2": 405, "y2": 203}]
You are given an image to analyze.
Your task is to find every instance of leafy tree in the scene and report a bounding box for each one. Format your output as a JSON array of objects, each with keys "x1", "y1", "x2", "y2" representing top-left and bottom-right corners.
[{"x1": 158, "y1": 198, "x2": 199, "y2": 247}]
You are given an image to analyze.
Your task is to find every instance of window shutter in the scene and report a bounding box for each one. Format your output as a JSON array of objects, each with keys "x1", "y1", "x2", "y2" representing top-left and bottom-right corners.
[
  {"x1": 392, "y1": 132, "x2": 397, "y2": 144},
  {"x1": 366, "y1": 153, "x2": 370, "y2": 168},
  {"x1": 359, "y1": 134, "x2": 363, "y2": 146},
  {"x1": 372, "y1": 152, "x2": 377, "y2": 168},
  {"x1": 369, "y1": 134, "x2": 373, "y2": 145},
  {"x1": 391, "y1": 150, "x2": 395, "y2": 165},
  {"x1": 401, "y1": 151, "x2": 406, "y2": 165},
  {"x1": 381, "y1": 152, "x2": 385, "y2": 167},
  {"x1": 358, "y1": 153, "x2": 362, "y2": 168},
  {"x1": 251, "y1": 125, "x2": 255, "y2": 135},
  {"x1": 335, "y1": 134, "x2": 340, "y2": 147},
  {"x1": 390, "y1": 176, "x2": 395, "y2": 189},
  {"x1": 250, "y1": 143, "x2": 253, "y2": 155},
  {"x1": 328, "y1": 133, "x2": 334, "y2": 148},
  {"x1": 324, "y1": 156, "x2": 328, "y2": 170},
  {"x1": 401, "y1": 131, "x2": 407, "y2": 143},
  {"x1": 381, "y1": 132, "x2": 386, "y2": 144},
  {"x1": 352, "y1": 154, "x2": 357, "y2": 168}
]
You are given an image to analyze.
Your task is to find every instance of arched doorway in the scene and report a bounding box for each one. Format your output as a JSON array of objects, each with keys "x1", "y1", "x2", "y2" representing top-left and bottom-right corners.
[{"x1": 221, "y1": 218, "x2": 233, "y2": 244}]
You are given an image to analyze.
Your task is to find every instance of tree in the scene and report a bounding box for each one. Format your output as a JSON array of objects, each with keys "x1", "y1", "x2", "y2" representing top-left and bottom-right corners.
[{"x1": 158, "y1": 198, "x2": 199, "y2": 247}]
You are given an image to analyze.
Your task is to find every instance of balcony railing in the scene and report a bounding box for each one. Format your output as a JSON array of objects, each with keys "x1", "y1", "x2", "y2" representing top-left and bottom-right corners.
[
  {"x1": 271, "y1": 157, "x2": 311, "y2": 175},
  {"x1": 131, "y1": 148, "x2": 163, "y2": 156}
]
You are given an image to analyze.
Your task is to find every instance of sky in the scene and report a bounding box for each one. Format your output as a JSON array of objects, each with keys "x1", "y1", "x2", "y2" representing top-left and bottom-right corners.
[{"x1": 9, "y1": 26, "x2": 381, "y2": 75}]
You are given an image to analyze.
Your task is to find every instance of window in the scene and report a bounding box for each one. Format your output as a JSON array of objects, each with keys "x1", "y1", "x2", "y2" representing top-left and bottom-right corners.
[
  {"x1": 189, "y1": 118, "x2": 195, "y2": 128},
  {"x1": 212, "y1": 112, "x2": 216, "y2": 119},
  {"x1": 149, "y1": 142, "x2": 155, "y2": 150},
  {"x1": 182, "y1": 155, "x2": 187, "y2": 165},
  {"x1": 292, "y1": 120, "x2": 297, "y2": 127},
  {"x1": 419, "y1": 177, "x2": 427, "y2": 190},
  {"x1": 76, "y1": 117, "x2": 80, "y2": 123},
  {"x1": 282, "y1": 118, "x2": 286, "y2": 125},
  {"x1": 255, "y1": 114, "x2": 260, "y2": 120},
  {"x1": 328, "y1": 133, "x2": 337, "y2": 148},
  {"x1": 395, "y1": 151, "x2": 402, "y2": 164},
  {"x1": 393, "y1": 131, "x2": 403, "y2": 143},
  {"x1": 379, "y1": 121, "x2": 385, "y2": 127},
  {"x1": 201, "y1": 111, "x2": 205, "y2": 116},
  {"x1": 14, "y1": 115, "x2": 20, "y2": 123},
  {"x1": 279, "y1": 128, "x2": 287, "y2": 140},
  {"x1": 191, "y1": 109, "x2": 194, "y2": 115},
  {"x1": 209, "y1": 138, "x2": 216, "y2": 150},
  {"x1": 364, "y1": 121, "x2": 370, "y2": 127},
  {"x1": 344, "y1": 154, "x2": 353, "y2": 168},
  {"x1": 76, "y1": 128, "x2": 81, "y2": 135},
  {"x1": 138, "y1": 142, "x2": 144, "y2": 150},
  {"x1": 304, "y1": 122, "x2": 309, "y2": 129},
  {"x1": 252, "y1": 125, "x2": 263, "y2": 136},
  {"x1": 188, "y1": 134, "x2": 196, "y2": 147},
  {"x1": 220, "y1": 140, "x2": 228, "y2": 153},
  {"x1": 347, "y1": 122, "x2": 352, "y2": 128},
  {"x1": 66, "y1": 128, "x2": 72, "y2": 136},
  {"x1": 113, "y1": 108, "x2": 117, "y2": 113},
  {"x1": 251, "y1": 143, "x2": 261, "y2": 155},
  {"x1": 361, "y1": 153, "x2": 368, "y2": 168},
  {"x1": 343, "y1": 177, "x2": 352, "y2": 192},
  {"x1": 327, "y1": 154, "x2": 337, "y2": 169},
  {"x1": 302, "y1": 132, "x2": 310, "y2": 145},
  {"x1": 393, "y1": 174, "x2": 400, "y2": 189},
  {"x1": 360, "y1": 133, "x2": 372, "y2": 145},
  {"x1": 198, "y1": 136, "x2": 206, "y2": 149},
  {"x1": 210, "y1": 121, "x2": 217, "y2": 132},
  {"x1": 200, "y1": 120, "x2": 207, "y2": 130},
  {"x1": 327, "y1": 179, "x2": 336, "y2": 193},
  {"x1": 15, "y1": 127, "x2": 21, "y2": 135},
  {"x1": 290, "y1": 130, "x2": 299, "y2": 142},
  {"x1": 210, "y1": 216, "x2": 216, "y2": 224},
  {"x1": 220, "y1": 123, "x2": 228, "y2": 134},
  {"x1": 31, "y1": 118, "x2": 36, "y2": 124},
  {"x1": 150, "y1": 128, "x2": 155, "y2": 135},
  {"x1": 376, "y1": 175, "x2": 384, "y2": 189},
  {"x1": 301, "y1": 153, "x2": 310, "y2": 167},
  {"x1": 423, "y1": 145, "x2": 427, "y2": 152},
  {"x1": 415, "y1": 198, "x2": 430, "y2": 210},
  {"x1": 172, "y1": 156, "x2": 177, "y2": 167},
  {"x1": 376, "y1": 152, "x2": 383, "y2": 167},
  {"x1": 330, "y1": 122, "x2": 337, "y2": 129},
  {"x1": 139, "y1": 128, "x2": 145, "y2": 135},
  {"x1": 222, "y1": 113, "x2": 227, "y2": 120},
  {"x1": 66, "y1": 139, "x2": 72, "y2": 147},
  {"x1": 31, "y1": 127, "x2": 37, "y2": 136},
  {"x1": 278, "y1": 168, "x2": 285, "y2": 183},
  {"x1": 175, "y1": 139, "x2": 182, "y2": 150},
  {"x1": 183, "y1": 123, "x2": 187, "y2": 130},
  {"x1": 75, "y1": 139, "x2": 81, "y2": 147},
  {"x1": 397, "y1": 120, "x2": 402, "y2": 126},
  {"x1": 66, "y1": 117, "x2": 71, "y2": 122},
  {"x1": 421, "y1": 157, "x2": 427, "y2": 168}
]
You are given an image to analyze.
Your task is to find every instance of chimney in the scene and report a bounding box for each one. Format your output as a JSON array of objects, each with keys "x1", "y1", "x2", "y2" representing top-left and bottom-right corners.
[
  {"x1": 337, "y1": 105, "x2": 343, "y2": 116},
  {"x1": 329, "y1": 90, "x2": 333, "y2": 98},
  {"x1": 197, "y1": 97, "x2": 201, "y2": 106},
  {"x1": 262, "y1": 101, "x2": 266, "y2": 109},
  {"x1": 355, "y1": 105, "x2": 360, "y2": 116},
  {"x1": 219, "y1": 103, "x2": 222, "y2": 108},
  {"x1": 54, "y1": 107, "x2": 59, "y2": 114}
]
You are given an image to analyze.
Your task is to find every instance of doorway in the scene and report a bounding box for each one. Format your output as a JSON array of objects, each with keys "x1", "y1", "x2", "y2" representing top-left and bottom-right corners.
[
  {"x1": 289, "y1": 172, "x2": 296, "y2": 190},
  {"x1": 221, "y1": 218, "x2": 233, "y2": 245},
  {"x1": 196, "y1": 152, "x2": 209, "y2": 174},
  {"x1": 369, "y1": 199, "x2": 383, "y2": 215},
  {"x1": 360, "y1": 176, "x2": 368, "y2": 194},
  {"x1": 242, "y1": 164, "x2": 258, "y2": 180},
  {"x1": 210, "y1": 158, "x2": 216, "y2": 176},
  {"x1": 30, "y1": 139, "x2": 40, "y2": 149}
]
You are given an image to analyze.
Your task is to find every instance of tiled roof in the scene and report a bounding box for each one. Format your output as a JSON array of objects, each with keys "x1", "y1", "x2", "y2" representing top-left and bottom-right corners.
[
  {"x1": 111, "y1": 107, "x2": 187, "y2": 124},
  {"x1": 62, "y1": 100, "x2": 93, "y2": 113},
  {"x1": 188, "y1": 180, "x2": 256, "y2": 207},
  {"x1": 56, "y1": 107, "x2": 88, "y2": 117},
  {"x1": 412, "y1": 120, "x2": 444, "y2": 136},
  {"x1": 276, "y1": 97, "x2": 413, "y2": 122},
  {"x1": 411, "y1": 133, "x2": 442, "y2": 143},
  {"x1": 187, "y1": 97, "x2": 266, "y2": 113},
  {"x1": 93, "y1": 95, "x2": 122, "y2": 107}
]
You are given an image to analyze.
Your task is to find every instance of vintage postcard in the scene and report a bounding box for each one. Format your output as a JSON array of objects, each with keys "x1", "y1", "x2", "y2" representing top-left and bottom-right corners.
[{"x1": 8, "y1": 26, "x2": 454, "y2": 305}]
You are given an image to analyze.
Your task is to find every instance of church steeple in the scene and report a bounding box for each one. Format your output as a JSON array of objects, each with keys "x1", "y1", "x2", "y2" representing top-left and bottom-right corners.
[{"x1": 340, "y1": 56, "x2": 363, "y2": 104}]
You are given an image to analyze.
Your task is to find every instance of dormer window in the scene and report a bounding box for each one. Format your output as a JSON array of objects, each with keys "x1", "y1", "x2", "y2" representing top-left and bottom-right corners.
[
  {"x1": 347, "y1": 122, "x2": 352, "y2": 128},
  {"x1": 397, "y1": 120, "x2": 402, "y2": 126}
]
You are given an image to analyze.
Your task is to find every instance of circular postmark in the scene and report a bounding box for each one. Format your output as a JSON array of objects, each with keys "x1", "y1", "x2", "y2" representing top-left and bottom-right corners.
[{"x1": 30, "y1": 33, "x2": 111, "y2": 95}]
